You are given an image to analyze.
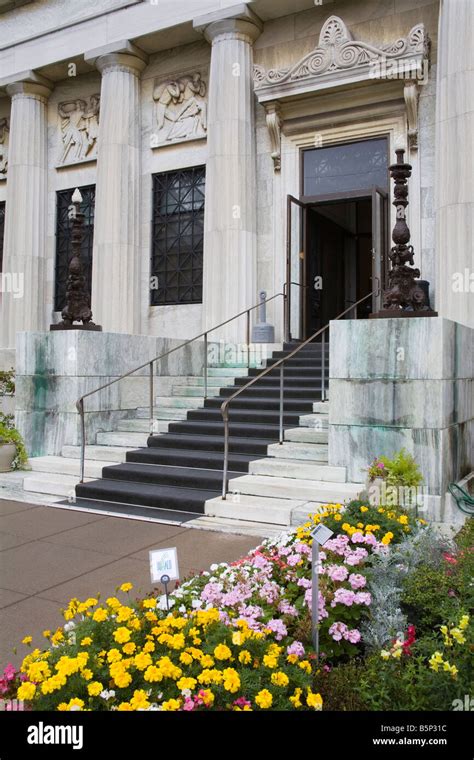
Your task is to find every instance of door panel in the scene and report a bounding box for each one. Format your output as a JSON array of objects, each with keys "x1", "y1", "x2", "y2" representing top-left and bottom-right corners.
[
  {"x1": 371, "y1": 187, "x2": 388, "y2": 312},
  {"x1": 286, "y1": 195, "x2": 307, "y2": 341}
]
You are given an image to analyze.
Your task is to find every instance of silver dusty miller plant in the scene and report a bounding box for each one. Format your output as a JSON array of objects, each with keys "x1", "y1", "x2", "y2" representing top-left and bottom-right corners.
[{"x1": 361, "y1": 526, "x2": 452, "y2": 650}]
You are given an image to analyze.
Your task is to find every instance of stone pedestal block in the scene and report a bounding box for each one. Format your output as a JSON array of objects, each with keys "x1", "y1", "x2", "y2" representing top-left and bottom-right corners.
[{"x1": 328, "y1": 317, "x2": 474, "y2": 520}]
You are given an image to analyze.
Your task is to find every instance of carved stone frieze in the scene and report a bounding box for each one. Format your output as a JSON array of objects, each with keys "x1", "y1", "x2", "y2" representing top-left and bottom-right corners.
[
  {"x1": 152, "y1": 71, "x2": 208, "y2": 147},
  {"x1": 58, "y1": 94, "x2": 100, "y2": 166}
]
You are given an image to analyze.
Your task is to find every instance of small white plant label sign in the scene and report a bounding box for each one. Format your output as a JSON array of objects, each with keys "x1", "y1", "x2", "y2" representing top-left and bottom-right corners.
[{"x1": 149, "y1": 547, "x2": 179, "y2": 583}]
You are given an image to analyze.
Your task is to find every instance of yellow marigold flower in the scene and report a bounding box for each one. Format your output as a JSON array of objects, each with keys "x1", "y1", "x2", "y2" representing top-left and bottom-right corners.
[
  {"x1": 214, "y1": 644, "x2": 232, "y2": 661},
  {"x1": 298, "y1": 660, "x2": 311, "y2": 674},
  {"x1": 398, "y1": 515, "x2": 409, "y2": 525},
  {"x1": 17, "y1": 682, "x2": 36, "y2": 701},
  {"x1": 157, "y1": 656, "x2": 182, "y2": 680},
  {"x1": 271, "y1": 671, "x2": 289, "y2": 687},
  {"x1": 360, "y1": 506, "x2": 369, "y2": 513},
  {"x1": 106, "y1": 597, "x2": 121, "y2": 609},
  {"x1": 82, "y1": 669, "x2": 93, "y2": 680},
  {"x1": 113, "y1": 627, "x2": 131, "y2": 644},
  {"x1": 130, "y1": 689, "x2": 150, "y2": 710},
  {"x1": 142, "y1": 598, "x2": 157, "y2": 609},
  {"x1": 117, "y1": 606, "x2": 133, "y2": 622},
  {"x1": 143, "y1": 641, "x2": 155, "y2": 654},
  {"x1": 118, "y1": 702, "x2": 132, "y2": 710},
  {"x1": 22, "y1": 636, "x2": 32, "y2": 645},
  {"x1": 238, "y1": 650, "x2": 251, "y2": 665},
  {"x1": 232, "y1": 631, "x2": 245, "y2": 646},
  {"x1": 255, "y1": 689, "x2": 273, "y2": 709},
  {"x1": 333, "y1": 514, "x2": 342, "y2": 521},
  {"x1": 134, "y1": 652, "x2": 153, "y2": 671},
  {"x1": 286, "y1": 654, "x2": 298, "y2": 665},
  {"x1": 306, "y1": 690, "x2": 323, "y2": 710},
  {"x1": 113, "y1": 672, "x2": 132, "y2": 689},
  {"x1": 27, "y1": 661, "x2": 51, "y2": 683},
  {"x1": 378, "y1": 507, "x2": 385, "y2": 513},
  {"x1": 179, "y1": 652, "x2": 193, "y2": 666},
  {"x1": 342, "y1": 523, "x2": 351, "y2": 532},
  {"x1": 81, "y1": 637, "x2": 93, "y2": 647},
  {"x1": 59, "y1": 698, "x2": 84, "y2": 711},
  {"x1": 222, "y1": 668, "x2": 241, "y2": 693},
  {"x1": 107, "y1": 649, "x2": 122, "y2": 663},
  {"x1": 145, "y1": 611, "x2": 158, "y2": 622},
  {"x1": 197, "y1": 669, "x2": 223, "y2": 686},
  {"x1": 381, "y1": 533, "x2": 392, "y2": 545},
  {"x1": 87, "y1": 682, "x2": 103, "y2": 697},
  {"x1": 169, "y1": 633, "x2": 186, "y2": 650},
  {"x1": 43, "y1": 630, "x2": 51, "y2": 639},
  {"x1": 289, "y1": 687, "x2": 302, "y2": 708},
  {"x1": 161, "y1": 698, "x2": 181, "y2": 711},
  {"x1": 357, "y1": 522, "x2": 364, "y2": 528},
  {"x1": 200, "y1": 689, "x2": 214, "y2": 707},
  {"x1": 144, "y1": 665, "x2": 163, "y2": 683},
  {"x1": 119, "y1": 583, "x2": 133, "y2": 593},
  {"x1": 263, "y1": 654, "x2": 278, "y2": 669},
  {"x1": 188, "y1": 627, "x2": 200, "y2": 637},
  {"x1": 92, "y1": 608, "x2": 108, "y2": 623},
  {"x1": 177, "y1": 677, "x2": 197, "y2": 691},
  {"x1": 122, "y1": 642, "x2": 136, "y2": 655}
]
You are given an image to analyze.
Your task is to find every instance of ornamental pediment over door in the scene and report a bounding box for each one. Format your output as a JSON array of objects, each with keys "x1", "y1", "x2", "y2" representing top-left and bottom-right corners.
[{"x1": 254, "y1": 15, "x2": 430, "y2": 99}]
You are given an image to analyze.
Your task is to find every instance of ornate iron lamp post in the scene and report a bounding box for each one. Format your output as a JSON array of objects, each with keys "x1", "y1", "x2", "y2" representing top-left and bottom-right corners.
[
  {"x1": 371, "y1": 149, "x2": 437, "y2": 318},
  {"x1": 50, "y1": 188, "x2": 102, "y2": 331}
]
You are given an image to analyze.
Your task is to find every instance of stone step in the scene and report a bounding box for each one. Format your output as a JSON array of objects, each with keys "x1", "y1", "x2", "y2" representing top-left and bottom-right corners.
[
  {"x1": 300, "y1": 412, "x2": 329, "y2": 427},
  {"x1": 173, "y1": 376, "x2": 238, "y2": 389},
  {"x1": 312, "y1": 401, "x2": 330, "y2": 414},
  {"x1": 205, "y1": 493, "x2": 310, "y2": 527},
  {"x1": 267, "y1": 442, "x2": 328, "y2": 461},
  {"x1": 248, "y1": 457, "x2": 346, "y2": 483},
  {"x1": 23, "y1": 472, "x2": 86, "y2": 497},
  {"x1": 96, "y1": 431, "x2": 149, "y2": 447},
  {"x1": 208, "y1": 368, "x2": 249, "y2": 377},
  {"x1": 285, "y1": 428, "x2": 328, "y2": 444},
  {"x1": 134, "y1": 406, "x2": 197, "y2": 419},
  {"x1": 226, "y1": 474, "x2": 362, "y2": 503},
  {"x1": 28, "y1": 456, "x2": 107, "y2": 479},
  {"x1": 62, "y1": 445, "x2": 129, "y2": 462},
  {"x1": 117, "y1": 415, "x2": 185, "y2": 433},
  {"x1": 154, "y1": 396, "x2": 204, "y2": 408}
]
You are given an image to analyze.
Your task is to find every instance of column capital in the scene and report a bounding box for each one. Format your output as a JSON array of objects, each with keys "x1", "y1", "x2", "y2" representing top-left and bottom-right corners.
[
  {"x1": 85, "y1": 40, "x2": 148, "y2": 76},
  {"x1": 1, "y1": 70, "x2": 52, "y2": 101},
  {"x1": 193, "y1": 2, "x2": 262, "y2": 45}
]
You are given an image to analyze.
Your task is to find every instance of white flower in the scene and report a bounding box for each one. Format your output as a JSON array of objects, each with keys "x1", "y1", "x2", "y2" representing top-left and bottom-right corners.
[
  {"x1": 210, "y1": 564, "x2": 219, "y2": 572},
  {"x1": 64, "y1": 621, "x2": 76, "y2": 632},
  {"x1": 100, "y1": 690, "x2": 115, "y2": 701},
  {"x1": 178, "y1": 604, "x2": 186, "y2": 612},
  {"x1": 157, "y1": 595, "x2": 175, "y2": 610},
  {"x1": 191, "y1": 599, "x2": 202, "y2": 609}
]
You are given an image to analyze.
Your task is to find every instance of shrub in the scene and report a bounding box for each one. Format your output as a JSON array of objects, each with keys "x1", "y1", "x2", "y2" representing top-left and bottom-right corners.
[
  {"x1": 0, "y1": 369, "x2": 15, "y2": 396},
  {"x1": 0, "y1": 421, "x2": 29, "y2": 470}
]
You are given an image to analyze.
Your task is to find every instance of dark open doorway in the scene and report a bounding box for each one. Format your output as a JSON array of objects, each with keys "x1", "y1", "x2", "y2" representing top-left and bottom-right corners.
[{"x1": 305, "y1": 197, "x2": 373, "y2": 336}]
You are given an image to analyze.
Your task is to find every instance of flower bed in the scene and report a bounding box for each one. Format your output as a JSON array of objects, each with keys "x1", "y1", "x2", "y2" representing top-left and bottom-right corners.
[{"x1": 5, "y1": 504, "x2": 472, "y2": 712}]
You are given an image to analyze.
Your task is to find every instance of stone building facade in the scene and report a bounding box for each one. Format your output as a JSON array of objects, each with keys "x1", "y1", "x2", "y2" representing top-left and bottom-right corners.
[{"x1": 0, "y1": 0, "x2": 472, "y2": 361}]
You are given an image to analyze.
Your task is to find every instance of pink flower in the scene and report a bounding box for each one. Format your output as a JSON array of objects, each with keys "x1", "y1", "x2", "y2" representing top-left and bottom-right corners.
[
  {"x1": 331, "y1": 588, "x2": 356, "y2": 607},
  {"x1": 287, "y1": 553, "x2": 301, "y2": 566},
  {"x1": 287, "y1": 641, "x2": 305, "y2": 658},
  {"x1": 348, "y1": 573, "x2": 367, "y2": 590},
  {"x1": 233, "y1": 697, "x2": 251, "y2": 709},
  {"x1": 329, "y1": 622, "x2": 348, "y2": 641},
  {"x1": 346, "y1": 628, "x2": 361, "y2": 644},
  {"x1": 351, "y1": 531, "x2": 365, "y2": 543},
  {"x1": 354, "y1": 591, "x2": 371, "y2": 606},
  {"x1": 183, "y1": 697, "x2": 195, "y2": 711},
  {"x1": 3, "y1": 664, "x2": 16, "y2": 682},
  {"x1": 326, "y1": 565, "x2": 349, "y2": 582},
  {"x1": 376, "y1": 462, "x2": 385, "y2": 469}
]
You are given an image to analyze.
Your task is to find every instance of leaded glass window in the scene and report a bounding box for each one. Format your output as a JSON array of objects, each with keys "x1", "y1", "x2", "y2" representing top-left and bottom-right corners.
[
  {"x1": 55, "y1": 185, "x2": 95, "y2": 312},
  {"x1": 0, "y1": 202, "x2": 5, "y2": 274},
  {"x1": 151, "y1": 166, "x2": 205, "y2": 305},
  {"x1": 303, "y1": 138, "x2": 388, "y2": 197}
]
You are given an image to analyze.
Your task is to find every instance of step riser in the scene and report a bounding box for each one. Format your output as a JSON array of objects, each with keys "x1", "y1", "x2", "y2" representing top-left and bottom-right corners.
[
  {"x1": 218, "y1": 387, "x2": 321, "y2": 400},
  {"x1": 167, "y1": 421, "x2": 285, "y2": 439},
  {"x1": 203, "y1": 398, "x2": 316, "y2": 412},
  {"x1": 228, "y1": 477, "x2": 362, "y2": 503},
  {"x1": 248, "y1": 459, "x2": 346, "y2": 482},
  {"x1": 186, "y1": 410, "x2": 303, "y2": 425},
  {"x1": 148, "y1": 435, "x2": 271, "y2": 455},
  {"x1": 286, "y1": 429, "x2": 328, "y2": 444},
  {"x1": 267, "y1": 442, "x2": 328, "y2": 461},
  {"x1": 233, "y1": 375, "x2": 324, "y2": 388},
  {"x1": 62, "y1": 445, "x2": 128, "y2": 462}
]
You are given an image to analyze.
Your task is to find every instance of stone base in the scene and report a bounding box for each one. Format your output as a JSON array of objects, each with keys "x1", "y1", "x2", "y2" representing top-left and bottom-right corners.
[
  {"x1": 370, "y1": 310, "x2": 438, "y2": 319},
  {"x1": 50, "y1": 323, "x2": 103, "y2": 331},
  {"x1": 328, "y1": 316, "x2": 474, "y2": 521}
]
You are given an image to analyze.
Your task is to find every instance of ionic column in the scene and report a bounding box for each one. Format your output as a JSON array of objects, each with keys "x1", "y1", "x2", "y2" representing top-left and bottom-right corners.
[
  {"x1": 435, "y1": 0, "x2": 474, "y2": 328},
  {"x1": 194, "y1": 8, "x2": 262, "y2": 343},
  {"x1": 85, "y1": 43, "x2": 147, "y2": 334},
  {"x1": 0, "y1": 75, "x2": 52, "y2": 349}
]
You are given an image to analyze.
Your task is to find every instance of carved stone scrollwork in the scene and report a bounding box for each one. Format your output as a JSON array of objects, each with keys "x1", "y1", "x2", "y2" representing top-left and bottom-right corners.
[
  {"x1": 58, "y1": 94, "x2": 100, "y2": 166},
  {"x1": 254, "y1": 15, "x2": 430, "y2": 91},
  {"x1": 0, "y1": 117, "x2": 9, "y2": 178},
  {"x1": 404, "y1": 80, "x2": 420, "y2": 151},
  {"x1": 264, "y1": 102, "x2": 282, "y2": 172},
  {"x1": 152, "y1": 72, "x2": 208, "y2": 147}
]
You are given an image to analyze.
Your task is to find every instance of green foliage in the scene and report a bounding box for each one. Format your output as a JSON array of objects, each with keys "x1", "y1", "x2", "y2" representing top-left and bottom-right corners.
[
  {"x1": 0, "y1": 420, "x2": 29, "y2": 470},
  {"x1": 401, "y1": 565, "x2": 456, "y2": 635},
  {"x1": 0, "y1": 368, "x2": 15, "y2": 396},
  {"x1": 367, "y1": 448, "x2": 423, "y2": 488}
]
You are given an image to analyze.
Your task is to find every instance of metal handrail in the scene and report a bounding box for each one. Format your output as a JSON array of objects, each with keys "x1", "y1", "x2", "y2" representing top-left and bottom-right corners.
[
  {"x1": 76, "y1": 289, "x2": 287, "y2": 483},
  {"x1": 220, "y1": 291, "x2": 374, "y2": 499}
]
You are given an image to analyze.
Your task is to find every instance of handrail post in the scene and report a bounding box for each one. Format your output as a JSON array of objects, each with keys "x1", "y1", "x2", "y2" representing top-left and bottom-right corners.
[
  {"x1": 321, "y1": 332, "x2": 326, "y2": 402},
  {"x1": 246, "y1": 309, "x2": 250, "y2": 370},
  {"x1": 222, "y1": 406, "x2": 229, "y2": 500},
  {"x1": 79, "y1": 398, "x2": 85, "y2": 484},
  {"x1": 149, "y1": 361, "x2": 154, "y2": 436},
  {"x1": 283, "y1": 282, "x2": 289, "y2": 344},
  {"x1": 279, "y1": 364, "x2": 284, "y2": 444},
  {"x1": 204, "y1": 333, "x2": 208, "y2": 400}
]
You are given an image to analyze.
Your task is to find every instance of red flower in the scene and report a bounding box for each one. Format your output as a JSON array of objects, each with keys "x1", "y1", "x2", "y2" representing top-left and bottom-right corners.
[{"x1": 443, "y1": 552, "x2": 457, "y2": 565}]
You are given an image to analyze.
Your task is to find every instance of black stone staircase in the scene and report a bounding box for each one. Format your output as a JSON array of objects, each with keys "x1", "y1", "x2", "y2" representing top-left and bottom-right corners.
[{"x1": 73, "y1": 341, "x2": 329, "y2": 519}]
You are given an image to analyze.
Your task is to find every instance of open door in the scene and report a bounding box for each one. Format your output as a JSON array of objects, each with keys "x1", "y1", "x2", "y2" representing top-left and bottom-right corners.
[
  {"x1": 371, "y1": 187, "x2": 388, "y2": 312},
  {"x1": 286, "y1": 195, "x2": 307, "y2": 341}
]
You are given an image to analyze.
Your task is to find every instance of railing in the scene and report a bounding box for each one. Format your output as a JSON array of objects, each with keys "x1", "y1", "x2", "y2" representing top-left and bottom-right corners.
[
  {"x1": 220, "y1": 291, "x2": 374, "y2": 499},
  {"x1": 76, "y1": 290, "x2": 287, "y2": 483}
]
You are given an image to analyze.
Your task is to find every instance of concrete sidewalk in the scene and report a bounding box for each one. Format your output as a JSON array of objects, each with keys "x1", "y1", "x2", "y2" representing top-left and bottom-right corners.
[{"x1": 0, "y1": 499, "x2": 258, "y2": 668}]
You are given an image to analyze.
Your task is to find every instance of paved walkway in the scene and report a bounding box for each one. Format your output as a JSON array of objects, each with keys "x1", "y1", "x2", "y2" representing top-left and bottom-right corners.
[{"x1": 0, "y1": 499, "x2": 257, "y2": 668}]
